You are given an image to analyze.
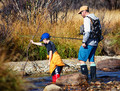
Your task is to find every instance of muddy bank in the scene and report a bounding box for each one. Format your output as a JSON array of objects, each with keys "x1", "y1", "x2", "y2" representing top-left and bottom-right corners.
[{"x1": 6, "y1": 56, "x2": 120, "y2": 75}]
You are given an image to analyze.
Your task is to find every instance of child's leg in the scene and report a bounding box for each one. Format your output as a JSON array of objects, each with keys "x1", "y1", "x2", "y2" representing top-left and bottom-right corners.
[{"x1": 52, "y1": 66, "x2": 63, "y2": 82}]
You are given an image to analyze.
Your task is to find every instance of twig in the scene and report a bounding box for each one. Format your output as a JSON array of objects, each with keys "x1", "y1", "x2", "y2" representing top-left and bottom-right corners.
[{"x1": 22, "y1": 16, "x2": 46, "y2": 77}]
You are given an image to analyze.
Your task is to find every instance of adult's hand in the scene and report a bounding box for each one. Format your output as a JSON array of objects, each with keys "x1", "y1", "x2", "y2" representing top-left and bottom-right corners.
[{"x1": 82, "y1": 43, "x2": 86, "y2": 48}]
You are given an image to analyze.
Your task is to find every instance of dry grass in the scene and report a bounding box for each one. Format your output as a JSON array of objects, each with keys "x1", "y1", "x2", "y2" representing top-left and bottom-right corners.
[
  {"x1": 10, "y1": 9, "x2": 120, "y2": 46},
  {"x1": 103, "y1": 10, "x2": 120, "y2": 26},
  {"x1": 0, "y1": 9, "x2": 120, "y2": 60}
]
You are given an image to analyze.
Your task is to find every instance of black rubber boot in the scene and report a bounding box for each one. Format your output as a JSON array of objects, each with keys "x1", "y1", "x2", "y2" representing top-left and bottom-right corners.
[
  {"x1": 90, "y1": 66, "x2": 96, "y2": 80},
  {"x1": 80, "y1": 65, "x2": 88, "y2": 79}
]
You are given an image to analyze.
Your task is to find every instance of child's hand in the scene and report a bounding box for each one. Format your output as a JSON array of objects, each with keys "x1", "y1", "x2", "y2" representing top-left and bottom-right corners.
[
  {"x1": 48, "y1": 61, "x2": 50, "y2": 65},
  {"x1": 30, "y1": 40, "x2": 33, "y2": 44}
]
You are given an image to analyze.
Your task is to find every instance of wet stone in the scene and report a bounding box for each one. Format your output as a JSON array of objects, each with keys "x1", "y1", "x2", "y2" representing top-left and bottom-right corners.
[
  {"x1": 43, "y1": 84, "x2": 63, "y2": 91},
  {"x1": 56, "y1": 73, "x2": 88, "y2": 86}
]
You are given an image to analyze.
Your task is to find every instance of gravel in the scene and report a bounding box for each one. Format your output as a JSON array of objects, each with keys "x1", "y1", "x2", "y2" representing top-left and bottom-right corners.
[{"x1": 5, "y1": 56, "x2": 120, "y2": 75}]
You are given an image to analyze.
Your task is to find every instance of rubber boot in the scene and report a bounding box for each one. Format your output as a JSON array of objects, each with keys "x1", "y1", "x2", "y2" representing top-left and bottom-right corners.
[
  {"x1": 90, "y1": 63, "x2": 96, "y2": 80},
  {"x1": 52, "y1": 66, "x2": 62, "y2": 82},
  {"x1": 52, "y1": 75, "x2": 56, "y2": 82},
  {"x1": 52, "y1": 74, "x2": 60, "y2": 82},
  {"x1": 80, "y1": 64, "x2": 88, "y2": 79},
  {"x1": 55, "y1": 74, "x2": 60, "y2": 80}
]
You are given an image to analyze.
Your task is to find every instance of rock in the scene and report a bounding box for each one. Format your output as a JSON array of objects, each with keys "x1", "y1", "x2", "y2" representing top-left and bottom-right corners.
[
  {"x1": 90, "y1": 82, "x2": 95, "y2": 85},
  {"x1": 43, "y1": 84, "x2": 63, "y2": 91},
  {"x1": 102, "y1": 68, "x2": 112, "y2": 72},
  {"x1": 56, "y1": 73, "x2": 88, "y2": 86},
  {"x1": 102, "y1": 39, "x2": 115, "y2": 56},
  {"x1": 107, "y1": 81, "x2": 113, "y2": 85},
  {"x1": 95, "y1": 81, "x2": 101, "y2": 85},
  {"x1": 117, "y1": 84, "x2": 120, "y2": 90},
  {"x1": 95, "y1": 81, "x2": 101, "y2": 87},
  {"x1": 110, "y1": 87, "x2": 117, "y2": 91},
  {"x1": 102, "y1": 39, "x2": 120, "y2": 56},
  {"x1": 97, "y1": 58, "x2": 120, "y2": 71}
]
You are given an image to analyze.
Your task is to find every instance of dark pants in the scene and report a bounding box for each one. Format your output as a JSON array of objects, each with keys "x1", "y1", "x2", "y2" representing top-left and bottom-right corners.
[{"x1": 52, "y1": 66, "x2": 63, "y2": 76}]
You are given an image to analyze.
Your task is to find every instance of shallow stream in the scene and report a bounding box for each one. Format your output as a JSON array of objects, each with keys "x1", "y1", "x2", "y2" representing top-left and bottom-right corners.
[{"x1": 25, "y1": 70, "x2": 120, "y2": 91}]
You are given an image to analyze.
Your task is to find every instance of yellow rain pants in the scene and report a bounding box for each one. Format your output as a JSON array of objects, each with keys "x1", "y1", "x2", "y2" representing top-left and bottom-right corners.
[{"x1": 49, "y1": 51, "x2": 65, "y2": 75}]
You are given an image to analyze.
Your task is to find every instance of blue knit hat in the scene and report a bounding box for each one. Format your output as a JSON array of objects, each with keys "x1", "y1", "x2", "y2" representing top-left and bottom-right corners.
[{"x1": 40, "y1": 33, "x2": 50, "y2": 41}]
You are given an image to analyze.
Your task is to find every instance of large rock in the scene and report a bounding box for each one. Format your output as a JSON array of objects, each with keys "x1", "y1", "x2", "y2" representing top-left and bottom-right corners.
[
  {"x1": 43, "y1": 84, "x2": 63, "y2": 91},
  {"x1": 102, "y1": 39, "x2": 120, "y2": 56},
  {"x1": 102, "y1": 39, "x2": 115, "y2": 56},
  {"x1": 56, "y1": 73, "x2": 88, "y2": 86},
  {"x1": 97, "y1": 58, "x2": 120, "y2": 71}
]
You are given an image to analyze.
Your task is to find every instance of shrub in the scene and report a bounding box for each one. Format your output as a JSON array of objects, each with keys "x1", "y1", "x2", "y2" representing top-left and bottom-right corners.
[{"x1": 0, "y1": 49, "x2": 25, "y2": 91}]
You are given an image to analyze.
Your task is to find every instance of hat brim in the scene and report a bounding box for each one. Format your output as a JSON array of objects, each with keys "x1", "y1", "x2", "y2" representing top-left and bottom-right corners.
[
  {"x1": 78, "y1": 10, "x2": 83, "y2": 14},
  {"x1": 40, "y1": 38, "x2": 44, "y2": 42},
  {"x1": 40, "y1": 36, "x2": 51, "y2": 42},
  {"x1": 78, "y1": 12, "x2": 81, "y2": 14},
  {"x1": 40, "y1": 39, "x2": 43, "y2": 42}
]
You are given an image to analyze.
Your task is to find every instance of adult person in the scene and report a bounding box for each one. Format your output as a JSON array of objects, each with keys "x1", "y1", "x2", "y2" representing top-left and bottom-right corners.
[{"x1": 78, "y1": 6, "x2": 102, "y2": 80}]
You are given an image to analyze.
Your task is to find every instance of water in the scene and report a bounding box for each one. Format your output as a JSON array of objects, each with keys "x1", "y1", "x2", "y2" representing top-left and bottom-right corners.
[
  {"x1": 96, "y1": 70, "x2": 120, "y2": 83},
  {"x1": 26, "y1": 76, "x2": 52, "y2": 91},
  {"x1": 26, "y1": 70, "x2": 120, "y2": 91}
]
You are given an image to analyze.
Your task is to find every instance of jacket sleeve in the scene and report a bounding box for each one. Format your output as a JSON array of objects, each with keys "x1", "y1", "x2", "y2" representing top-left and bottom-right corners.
[{"x1": 82, "y1": 17, "x2": 91, "y2": 43}]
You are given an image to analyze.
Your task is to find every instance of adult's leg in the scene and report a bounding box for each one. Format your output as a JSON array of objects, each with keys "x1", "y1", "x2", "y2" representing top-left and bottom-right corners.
[
  {"x1": 90, "y1": 62, "x2": 96, "y2": 80},
  {"x1": 78, "y1": 45, "x2": 92, "y2": 78},
  {"x1": 89, "y1": 46, "x2": 97, "y2": 80},
  {"x1": 80, "y1": 61, "x2": 88, "y2": 78}
]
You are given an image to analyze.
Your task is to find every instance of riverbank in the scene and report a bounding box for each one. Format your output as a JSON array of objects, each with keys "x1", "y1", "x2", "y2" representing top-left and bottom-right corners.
[{"x1": 5, "y1": 56, "x2": 120, "y2": 76}]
